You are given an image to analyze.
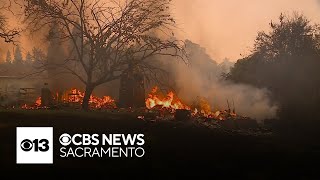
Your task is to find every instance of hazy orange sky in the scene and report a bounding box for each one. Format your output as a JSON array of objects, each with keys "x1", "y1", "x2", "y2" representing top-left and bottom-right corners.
[
  {"x1": 4, "y1": 0, "x2": 320, "y2": 62},
  {"x1": 172, "y1": 0, "x2": 320, "y2": 62}
]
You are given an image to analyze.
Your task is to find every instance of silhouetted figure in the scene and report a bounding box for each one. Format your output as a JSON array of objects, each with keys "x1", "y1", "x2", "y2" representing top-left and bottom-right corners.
[
  {"x1": 41, "y1": 83, "x2": 53, "y2": 107},
  {"x1": 119, "y1": 65, "x2": 145, "y2": 108}
]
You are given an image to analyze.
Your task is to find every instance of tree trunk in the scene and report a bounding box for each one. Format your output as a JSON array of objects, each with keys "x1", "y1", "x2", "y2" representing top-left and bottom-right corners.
[{"x1": 82, "y1": 85, "x2": 94, "y2": 111}]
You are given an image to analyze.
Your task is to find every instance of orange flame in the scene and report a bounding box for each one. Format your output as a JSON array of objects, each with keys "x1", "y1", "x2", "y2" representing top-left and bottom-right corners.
[
  {"x1": 22, "y1": 86, "x2": 235, "y2": 121},
  {"x1": 146, "y1": 86, "x2": 191, "y2": 111},
  {"x1": 23, "y1": 88, "x2": 116, "y2": 109},
  {"x1": 145, "y1": 86, "x2": 233, "y2": 120},
  {"x1": 64, "y1": 88, "x2": 117, "y2": 109},
  {"x1": 35, "y1": 97, "x2": 41, "y2": 106}
]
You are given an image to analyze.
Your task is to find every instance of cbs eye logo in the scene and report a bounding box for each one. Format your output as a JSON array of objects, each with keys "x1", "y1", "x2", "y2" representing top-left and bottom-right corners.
[
  {"x1": 20, "y1": 139, "x2": 50, "y2": 152},
  {"x1": 59, "y1": 133, "x2": 72, "y2": 146}
]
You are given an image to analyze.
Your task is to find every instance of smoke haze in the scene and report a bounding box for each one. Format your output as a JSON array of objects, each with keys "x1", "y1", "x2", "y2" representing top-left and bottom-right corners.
[
  {"x1": 3, "y1": 0, "x2": 320, "y2": 62},
  {"x1": 172, "y1": 0, "x2": 320, "y2": 62}
]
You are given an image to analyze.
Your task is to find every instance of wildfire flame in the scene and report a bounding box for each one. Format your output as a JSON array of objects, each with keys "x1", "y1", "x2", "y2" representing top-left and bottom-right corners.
[
  {"x1": 145, "y1": 86, "x2": 236, "y2": 120},
  {"x1": 35, "y1": 97, "x2": 41, "y2": 107},
  {"x1": 21, "y1": 97, "x2": 42, "y2": 110},
  {"x1": 146, "y1": 86, "x2": 191, "y2": 111},
  {"x1": 21, "y1": 86, "x2": 236, "y2": 121},
  {"x1": 23, "y1": 88, "x2": 116, "y2": 109},
  {"x1": 64, "y1": 88, "x2": 116, "y2": 109}
]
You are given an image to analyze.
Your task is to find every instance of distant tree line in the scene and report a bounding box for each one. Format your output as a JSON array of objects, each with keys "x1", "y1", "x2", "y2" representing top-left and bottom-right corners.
[{"x1": 3, "y1": 46, "x2": 46, "y2": 65}]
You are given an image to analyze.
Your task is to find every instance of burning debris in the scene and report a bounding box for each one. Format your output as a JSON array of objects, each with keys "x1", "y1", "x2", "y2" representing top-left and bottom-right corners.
[
  {"x1": 146, "y1": 86, "x2": 191, "y2": 112},
  {"x1": 142, "y1": 86, "x2": 268, "y2": 134},
  {"x1": 145, "y1": 86, "x2": 237, "y2": 121}
]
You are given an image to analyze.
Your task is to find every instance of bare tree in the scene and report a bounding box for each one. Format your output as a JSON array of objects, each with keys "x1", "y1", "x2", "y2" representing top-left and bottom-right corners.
[
  {"x1": 0, "y1": 1, "x2": 20, "y2": 43},
  {"x1": 0, "y1": 16, "x2": 19, "y2": 42},
  {"x1": 23, "y1": 0, "x2": 186, "y2": 110}
]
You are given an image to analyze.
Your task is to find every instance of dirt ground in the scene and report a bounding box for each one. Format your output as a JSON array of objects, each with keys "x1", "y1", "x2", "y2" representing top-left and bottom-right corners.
[{"x1": 0, "y1": 110, "x2": 319, "y2": 178}]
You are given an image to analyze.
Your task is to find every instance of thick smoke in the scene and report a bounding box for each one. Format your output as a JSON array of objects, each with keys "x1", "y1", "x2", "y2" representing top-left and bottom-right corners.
[
  {"x1": 159, "y1": 40, "x2": 278, "y2": 122},
  {"x1": 174, "y1": 63, "x2": 278, "y2": 121}
]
